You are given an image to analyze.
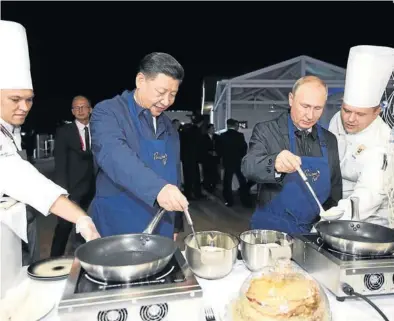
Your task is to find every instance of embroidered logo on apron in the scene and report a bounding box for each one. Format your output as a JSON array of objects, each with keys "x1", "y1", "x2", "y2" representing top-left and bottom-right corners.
[
  {"x1": 304, "y1": 169, "x2": 321, "y2": 182},
  {"x1": 154, "y1": 152, "x2": 168, "y2": 165}
]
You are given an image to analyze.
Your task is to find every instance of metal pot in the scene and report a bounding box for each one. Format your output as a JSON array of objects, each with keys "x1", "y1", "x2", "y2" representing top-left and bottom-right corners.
[
  {"x1": 239, "y1": 229, "x2": 293, "y2": 272},
  {"x1": 184, "y1": 231, "x2": 239, "y2": 280}
]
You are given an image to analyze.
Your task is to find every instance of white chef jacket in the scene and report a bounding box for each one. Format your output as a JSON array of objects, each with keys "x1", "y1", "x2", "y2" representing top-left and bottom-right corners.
[
  {"x1": 0, "y1": 117, "x2": 67, "y2": 300},
  {"x1": 328, "y1": 111, "x2": 391, "y2": 226}
]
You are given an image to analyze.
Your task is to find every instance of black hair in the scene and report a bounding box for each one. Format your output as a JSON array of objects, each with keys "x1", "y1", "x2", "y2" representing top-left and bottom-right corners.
[
  {"x1": 138, "y1": 52, "x2": 184, "y2": 82},
  {"x1": 226, "y1": 118, "x2": 238, "y2": 128}
]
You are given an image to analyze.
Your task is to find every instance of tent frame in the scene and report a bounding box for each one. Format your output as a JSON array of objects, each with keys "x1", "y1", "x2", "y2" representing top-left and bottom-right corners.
[{"x1": 212, "y1": 55, "x2": 394, "y2": 130}]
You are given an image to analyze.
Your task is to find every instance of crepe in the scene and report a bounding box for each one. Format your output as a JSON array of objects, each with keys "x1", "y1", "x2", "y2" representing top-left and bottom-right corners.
[{"x1": 232, "y1": 272, "x2": 326, "y2": 321}]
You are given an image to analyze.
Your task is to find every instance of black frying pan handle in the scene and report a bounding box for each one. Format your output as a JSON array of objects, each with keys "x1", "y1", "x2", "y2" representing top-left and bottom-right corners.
[{"x1": 143, "y1": 207, "x2": 167, "y2": 234}]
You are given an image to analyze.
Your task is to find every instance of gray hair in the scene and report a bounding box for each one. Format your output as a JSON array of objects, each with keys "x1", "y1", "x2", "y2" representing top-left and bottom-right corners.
[{"x1": 292, "y1": 75, "x2": 328, "y2": 97}]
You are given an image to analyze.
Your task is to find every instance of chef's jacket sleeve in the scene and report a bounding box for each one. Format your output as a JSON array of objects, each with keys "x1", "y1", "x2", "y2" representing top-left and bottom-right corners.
[
  {"x1": 340, "y1": 149, "x2": 387, "y2": 220},
  {"x1": 241, "y1": 122, "x2": 283, "y2": 184},
  {"x1": 90, "y1": 101, "x2": 168, "y2": 207},
  {"x1": 0, "y1": 147, "x2": 67, "y2": 216}
]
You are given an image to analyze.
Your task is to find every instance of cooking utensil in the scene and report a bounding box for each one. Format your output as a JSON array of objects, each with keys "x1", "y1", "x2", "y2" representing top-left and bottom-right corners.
[
  {"x1": 184, "y1": 209, "x2": 224, "y2": 265},
  {"x1": 315, "y1": 220, "x2": 394, "y2": 256},
  {"x1": 319, "y1": 208, "x2": 345, "y2": 220},
  {"x1": 239, "y1": 230, "x2": 293, "y2": 272},
  {"x1": 184, "y1": 231, "x2": 239, "y2": 280},
  {"x1": 296, "y1": 167, "x2": 325, "y2": 215},
  {"x1": 204, "y1": 307, "x2": 216, "y2": 321},
  {"x1": 75, "y1": 208, "x2": 178, "y2": 282},
  {"x1": 315, "y1": 195, "x2": 394, "y2": 255},
  {"x1": 184, "y1": 208, "x2": 201, "y2": 250}
]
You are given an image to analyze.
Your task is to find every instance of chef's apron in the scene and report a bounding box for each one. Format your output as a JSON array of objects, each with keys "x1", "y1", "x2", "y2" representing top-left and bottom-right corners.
[
  {"x1": 250, "y1": 115, "x2": 331, "y2": 235},
  {"x1": 91, "y1": 92, "x2": 178, "y2": 238}
]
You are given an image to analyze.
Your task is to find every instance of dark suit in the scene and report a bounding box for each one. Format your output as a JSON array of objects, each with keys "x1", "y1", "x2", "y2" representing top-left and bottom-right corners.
[
  {"x1": 242, "y1": 112, "x2": 342, "y2": 210},
  {"x1": 201, "y1": 133, "x2": 220, "y2": 191},
  {"x1": 50, "y1": 122, "x2": 95, "y2": 257},
  {"x1": 217, "y1": 129, "x2": 248, "y2": 205},
  {"x1": 179, "y1": 124, "x2": 203, "y2": 198}
]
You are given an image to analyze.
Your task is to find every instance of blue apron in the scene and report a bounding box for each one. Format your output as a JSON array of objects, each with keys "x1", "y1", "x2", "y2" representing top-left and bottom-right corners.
[
  {"x1": 91, "y1": 92, "x2": 178, "y2": 238},
  {"x1": 250, "y1": 115, "x2": 331, "y2": 235}
]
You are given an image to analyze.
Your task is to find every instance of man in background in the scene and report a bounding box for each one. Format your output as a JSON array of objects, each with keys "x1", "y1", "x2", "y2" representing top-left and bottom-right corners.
[
  {"x1": 201, "y1": 123, "x2": 220, "y2": 193},
  {"x1": 50, "y1": 95, "x2": 95, "y2": 256},
  {"x1": 217, "y1": 118, "x2": 249, "y2": 207},
  {"x1": 180, "y1": 114, "x2": 204, "y2": 199}
]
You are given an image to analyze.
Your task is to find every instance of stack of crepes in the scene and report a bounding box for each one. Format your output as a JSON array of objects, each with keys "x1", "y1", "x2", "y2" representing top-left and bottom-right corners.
[{"x1": 231, "y1": 270, "x2": 328, "y2": 321}]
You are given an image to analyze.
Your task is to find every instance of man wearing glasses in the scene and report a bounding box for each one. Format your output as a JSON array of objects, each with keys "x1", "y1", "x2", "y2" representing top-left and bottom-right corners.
[{"x1": 50, "y1": 95, "x2": 96, "y2": 256}]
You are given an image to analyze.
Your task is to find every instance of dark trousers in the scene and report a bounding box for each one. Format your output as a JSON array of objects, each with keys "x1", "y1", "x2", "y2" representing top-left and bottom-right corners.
[
  {"x1": 50, "y1": 198, "x2": 90, "y2": 257},
  {"x1": 182, "y1": 158, "x2": 202, "y2": 198},
  {"x1": 202, "y1": 156, "x2": 219, "y2": 192},
  {"x1": 222, "y1": 165, "x2": 248, "y2": 205},
  {"x1": 22, "y1": 205, "x2": 40, "y2": 266}
]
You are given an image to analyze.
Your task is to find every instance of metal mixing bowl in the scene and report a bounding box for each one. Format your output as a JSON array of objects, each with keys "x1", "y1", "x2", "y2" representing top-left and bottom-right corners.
[
  {"x1": 239, "y1": 229, "x2": 293, "y2": 272},
  {"x1": 184, "y1": 230, "x2": 239, "y2": 280}
]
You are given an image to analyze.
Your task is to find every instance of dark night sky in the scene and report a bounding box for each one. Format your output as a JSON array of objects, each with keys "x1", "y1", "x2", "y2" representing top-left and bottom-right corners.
[{"x1": 1, "y1": 1, "x2": 394, "y2": 133}]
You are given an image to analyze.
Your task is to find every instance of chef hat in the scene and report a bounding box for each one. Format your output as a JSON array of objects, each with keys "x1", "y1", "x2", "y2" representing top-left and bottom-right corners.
[
  {"x1": 343, "y1": 45, "x2": 394, "y2": 108},
  {"x1": 0, "y1": 20, "x2": 33, "y2": 90}
]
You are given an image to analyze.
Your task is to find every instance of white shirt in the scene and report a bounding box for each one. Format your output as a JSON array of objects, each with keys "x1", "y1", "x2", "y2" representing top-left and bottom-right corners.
[
  {"x1": 328, "y1": 111, "x2": 391, "y2": 225},
  {"x1": 75, "y1": 120, "x2": 91, "y2": 151}
]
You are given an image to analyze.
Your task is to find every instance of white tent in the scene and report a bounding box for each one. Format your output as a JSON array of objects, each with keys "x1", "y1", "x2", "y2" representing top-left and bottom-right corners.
[{"x1": 212, "y1": 55, "x2": 394, "y2": 142}]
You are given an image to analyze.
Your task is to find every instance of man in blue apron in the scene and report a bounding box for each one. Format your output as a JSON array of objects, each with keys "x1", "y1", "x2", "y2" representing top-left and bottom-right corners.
[
  {"x1": 89, "y1": 52, "x2": 189, "y2": 239},
  {"x1": 242, "y1": 76, "x2": 342, "y2": 235}
]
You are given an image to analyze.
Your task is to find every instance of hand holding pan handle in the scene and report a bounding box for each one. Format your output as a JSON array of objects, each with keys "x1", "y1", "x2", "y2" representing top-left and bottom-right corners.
[{"x1": 143, "y1": 207, "x2": 167, "y2": 234}]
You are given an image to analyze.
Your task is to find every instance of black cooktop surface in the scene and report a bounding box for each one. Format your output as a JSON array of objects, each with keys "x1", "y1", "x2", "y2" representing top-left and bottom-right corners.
[
  {"x1": 74, "y1": 255, "x2": 186, "y2": 294},
  {"x1": 302, "y1": 234, "x2": 394, "y2": 262}
]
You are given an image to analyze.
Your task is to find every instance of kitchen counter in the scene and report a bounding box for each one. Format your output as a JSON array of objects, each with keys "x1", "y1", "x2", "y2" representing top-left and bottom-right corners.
[{"x1": 17, "y1": 258, "x2": 394, "y2": 321}]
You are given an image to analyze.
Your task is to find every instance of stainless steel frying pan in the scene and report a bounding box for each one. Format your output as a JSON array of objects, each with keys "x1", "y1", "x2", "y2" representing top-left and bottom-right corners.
[
  {"x1": 314, "y1": 197, "x2": 394, "y2": 256},
  {"x1": 314, "y1": 220, "x2": 394, "y2": 256},
  {"x1": 75, "y1": 208, "x2": 178, "y2": 282}
]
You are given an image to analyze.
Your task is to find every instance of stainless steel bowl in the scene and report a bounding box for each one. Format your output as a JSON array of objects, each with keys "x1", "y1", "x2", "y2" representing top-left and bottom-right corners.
[
  {"x1": 184, "y1": 231, "x2": 239, "y2": 280},
  {"x1": 239, "y1": 229, "x2": 293, "y2": 272}
]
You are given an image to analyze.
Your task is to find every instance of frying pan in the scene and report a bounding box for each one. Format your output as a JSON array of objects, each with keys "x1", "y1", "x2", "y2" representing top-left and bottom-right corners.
[
  {"x1": 314, "y1": 220, "x2": 394, "y2": 256},
  {"x1": 75, "y1": 208, "x2": 178, "y2": 282}
]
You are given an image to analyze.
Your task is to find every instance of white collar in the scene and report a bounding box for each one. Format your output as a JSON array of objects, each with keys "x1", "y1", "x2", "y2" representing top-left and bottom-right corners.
[
  {"x1": 75, "y1": 119, "x2": 89, "y2": 131},
  {"x1": 295, "y1": 125, "x2": 312, "y2": 133},
  {"x1": 0, "y1": 117, "x2": 15, "y2": 134}
]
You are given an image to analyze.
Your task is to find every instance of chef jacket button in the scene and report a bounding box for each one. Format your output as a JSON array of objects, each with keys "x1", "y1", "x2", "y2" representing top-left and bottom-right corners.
[
  {"x1": 266, "y1": 167, "x2": 271, "y2": 173},
  {"x1": 268, "y1": 158, "x2": 272, "y2": 165}
]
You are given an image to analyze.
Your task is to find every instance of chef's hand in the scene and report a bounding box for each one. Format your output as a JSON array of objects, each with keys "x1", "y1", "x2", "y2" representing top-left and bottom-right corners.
[
  {"x1": 76, "y1": 216, "x2": 101, "y2": 242},
  {"x1": 275, "y1": 150, "x2": 302, "y2": 174},
  {"x1": 173, "y1": 233, "x2": 179, "y2": 241},
  {"x1": 157, "y1": 184, "x2": 189, "y2": 212}
]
